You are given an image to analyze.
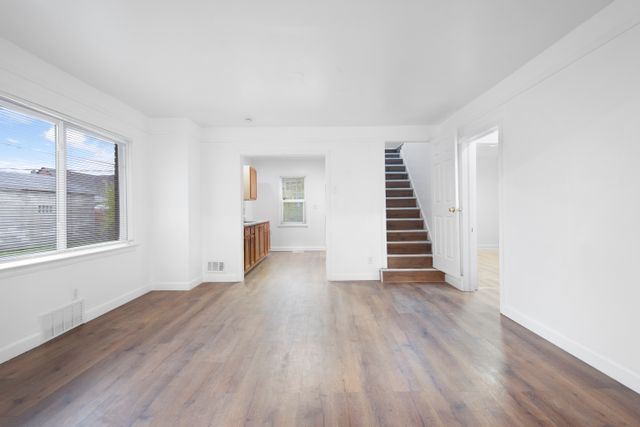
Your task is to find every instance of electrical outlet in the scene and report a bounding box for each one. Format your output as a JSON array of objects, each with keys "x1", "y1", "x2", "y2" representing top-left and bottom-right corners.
[
  {"x1": 367, "y1": 256, "x2": 373, "y2": 265},
  {"x1": 73, "y1": 288, "x2": 79, "y2": 300}
]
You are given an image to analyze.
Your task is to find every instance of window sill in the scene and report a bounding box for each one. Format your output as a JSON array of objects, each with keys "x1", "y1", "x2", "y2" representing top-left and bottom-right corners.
[
  {"x1": 0, "y1": 241, "x2": 138, "y2": 278},
  {"x1": 278, "y1": 223, "x2": 309, "y2": 228}
]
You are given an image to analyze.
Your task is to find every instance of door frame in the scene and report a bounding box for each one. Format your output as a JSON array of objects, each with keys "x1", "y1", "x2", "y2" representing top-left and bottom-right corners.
[{"x1": 457, "y1": 121, "x2": 504, "y2": 300}]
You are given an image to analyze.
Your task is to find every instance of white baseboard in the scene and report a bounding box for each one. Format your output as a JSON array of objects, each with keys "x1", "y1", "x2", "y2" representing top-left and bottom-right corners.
[
  {"x1": 502, "y1": 304, "x2": 640, "y2": 394},
  {"x1": 0, "y1": 284, "x2": 150, "y2": 365},
  {"x1": 86, "y1": 285, "x2": 150, "y2": 321},
  {"x1": 270, "y1": 246, "x2": 326, "y2": 252},
  {"x1": 0, "y1": 332, "x2": 41, "y2": 364},
  {"x1": 152, "y1": 276, "x2": 202, "y2": 291},
  {"x1": 202, "y1": 272, "x2": 243, "y2": 283}
]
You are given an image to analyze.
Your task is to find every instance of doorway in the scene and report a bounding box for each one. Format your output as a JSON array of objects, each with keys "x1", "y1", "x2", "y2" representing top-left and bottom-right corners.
[
  {"x1": 474, "y1": 133, "x2": 500, "y2": 291},
  {"x1": 240, "y1": 154, "x2": 327, "y2": 277},
  {"x1": 459, "y1": 128, "x2": 501, "y2": 294}
]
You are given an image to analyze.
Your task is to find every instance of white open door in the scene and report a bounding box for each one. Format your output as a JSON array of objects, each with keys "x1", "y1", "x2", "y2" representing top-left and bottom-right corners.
[{"x1": 431, "y1": 137, "x2": 461, "y2": 278}]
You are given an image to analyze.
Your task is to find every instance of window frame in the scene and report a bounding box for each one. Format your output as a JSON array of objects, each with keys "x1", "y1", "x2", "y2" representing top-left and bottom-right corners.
[
  {"x1": 0, "y1": 95, "x2": 131, "y2": 268},
  {"x1": 279, "y1": 176, "x2": 307, "y2": 227}
]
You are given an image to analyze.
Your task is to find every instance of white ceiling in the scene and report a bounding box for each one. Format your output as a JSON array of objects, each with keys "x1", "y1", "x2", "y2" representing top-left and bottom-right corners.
[{"x1": 0, "y1": 0, "x2": 611, "y2": 127}]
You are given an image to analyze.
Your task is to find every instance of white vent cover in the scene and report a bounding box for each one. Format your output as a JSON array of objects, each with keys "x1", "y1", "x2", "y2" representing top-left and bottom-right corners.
[
  {"x1": 40, "y1": 299, "x2": 84, "y2": 341},
  {"x1": 208, "y1": 261, "x2": 224, "y2": 272}
]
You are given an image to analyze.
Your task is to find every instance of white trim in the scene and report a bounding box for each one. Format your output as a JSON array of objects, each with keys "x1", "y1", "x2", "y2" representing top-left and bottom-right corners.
[
  {"x1": 386, "y1": 218, "x2": 422, "y2": 221},
  {"x1": 203, "y1": 272, "x2": 243, "y2": 283},
  {"x1": 386, "y1": 207, "x2": 420, "y2": 210},
  {"x1": 502, "y1": 305, "x2": 640, "y2": 395},
  {"x1": 458, "y1": 135, "x2": 476, "y2": 291},
  {"x1": 270, "y1": 246, "x2": 326, "y2": 252},
  {"x1": 0, "y1": 241, "x2": 138, "y2": 278},
  {"x1": 153, "y1": 277, "x2": 202, "y2": 291},
  {"x1": 381, "y1": 268, "x2": 439, "y2": 272},
  {"x1": 387, "y1": 240, "x2": 431, "y2": 244},
  {"x1": 55, "y1": 120, "x2": 67, "y2": 250},
  {"x1": 85, "y1": 285, "x2": 149, "y2": 321},
  {"x1": 0, "y1": 333, "x2": 41, "y2": 365}
]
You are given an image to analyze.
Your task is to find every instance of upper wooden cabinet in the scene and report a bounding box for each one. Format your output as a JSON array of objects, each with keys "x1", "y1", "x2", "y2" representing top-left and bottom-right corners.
[{"x1": 243, "y1": 165, "x2": 258, "y2": 200}]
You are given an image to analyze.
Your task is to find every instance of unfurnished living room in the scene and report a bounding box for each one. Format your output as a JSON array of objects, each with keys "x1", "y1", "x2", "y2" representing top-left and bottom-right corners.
[{"x1": 1, "y1": 0, "x2": 639, "y2": 426}]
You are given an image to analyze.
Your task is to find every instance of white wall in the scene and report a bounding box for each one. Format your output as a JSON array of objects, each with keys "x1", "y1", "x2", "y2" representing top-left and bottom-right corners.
[
  {"x1": 246, "y1": 157, "x2": 326, "y2": 251},
  {"x1": 476, "y1": 143, "x2": 499, "y2": 248},
  {"x1": 401, "y1": 143, "x2": 434, "y2": 231},
  {"x1": 433, "y1": 0, "x2": 640, "y2": 393},
  {"x1": 201, "y1": 126, "x2": 432, "y2": 282},
  {"x1": 148, "y1": 119, "x2": 202, "y2": 290},
  {"x1": 0, "y1": 38, "x2": 152, "y2": 363}
]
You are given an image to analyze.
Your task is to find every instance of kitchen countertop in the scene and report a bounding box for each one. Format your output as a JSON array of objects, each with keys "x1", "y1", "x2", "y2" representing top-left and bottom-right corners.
[{"x1": 243, "y1": 220, "x2": 269, "y2": 227}]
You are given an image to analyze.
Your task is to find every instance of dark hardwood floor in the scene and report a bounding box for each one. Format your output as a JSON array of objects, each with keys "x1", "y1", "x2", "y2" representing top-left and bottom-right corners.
[{"x1": 1, "y1": 252, "x2": 639, "y2": 426}]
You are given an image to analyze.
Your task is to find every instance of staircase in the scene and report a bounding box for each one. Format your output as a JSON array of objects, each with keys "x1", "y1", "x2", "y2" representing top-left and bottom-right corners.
[{"x1": 381, "y1": 147, "x2": 445, "y2": 283}]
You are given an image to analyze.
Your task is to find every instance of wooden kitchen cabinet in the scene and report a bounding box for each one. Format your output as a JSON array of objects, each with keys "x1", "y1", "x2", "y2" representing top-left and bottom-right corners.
[
  {"x1": 243, "y1": 165, "x2": 258, "y2": 200},
  {"x1": 244, "y1": 221, "x2": 270, "y2": 273}
]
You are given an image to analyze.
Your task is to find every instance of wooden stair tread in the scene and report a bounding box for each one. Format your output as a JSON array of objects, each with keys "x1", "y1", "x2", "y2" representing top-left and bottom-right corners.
[{"x1": 381, "y1": 269, "x2": 445, "y2": 283}]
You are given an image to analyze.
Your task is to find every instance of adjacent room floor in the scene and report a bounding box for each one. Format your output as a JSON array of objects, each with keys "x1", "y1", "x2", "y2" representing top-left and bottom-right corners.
[
  {"x1": 1, "y1": 252, "x2": 639, "y2": 426},
  {"x1": 478, "y1": 248, "x2": 500, "y2": 290}
]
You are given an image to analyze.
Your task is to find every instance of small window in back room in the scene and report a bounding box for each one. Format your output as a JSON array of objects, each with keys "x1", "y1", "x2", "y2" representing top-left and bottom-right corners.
[{"x1": 280, "y1": 177, "x2": 306, "y2": 225}]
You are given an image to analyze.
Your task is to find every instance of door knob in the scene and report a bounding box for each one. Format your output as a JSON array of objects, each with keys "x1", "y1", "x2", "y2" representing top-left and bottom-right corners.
[{"x1": 448, "y1": 207, "x2": 461, "y2": 213}]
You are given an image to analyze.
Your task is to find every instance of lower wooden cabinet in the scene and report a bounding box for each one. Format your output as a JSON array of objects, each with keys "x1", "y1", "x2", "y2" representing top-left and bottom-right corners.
[{"x1": 244, "y1": 221, "x2": 270, "y2": 273}]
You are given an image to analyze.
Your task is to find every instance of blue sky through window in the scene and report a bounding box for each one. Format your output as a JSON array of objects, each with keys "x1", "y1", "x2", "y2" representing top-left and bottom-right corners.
[
  {"x1": 1, "y1": 106, "x2": 116, "y2": 176},
  {"x1": 0, "y1": 106, "x2": 56, "y2": 174}
]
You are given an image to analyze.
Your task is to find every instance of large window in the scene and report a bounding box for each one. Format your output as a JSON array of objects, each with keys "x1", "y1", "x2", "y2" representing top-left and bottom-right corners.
[
  {"x1": 280, "y1": 177, "x2": 306, "y2": 225},
  {"x1": 0, "y1": 98, "x2": 127, "y2": 261}
]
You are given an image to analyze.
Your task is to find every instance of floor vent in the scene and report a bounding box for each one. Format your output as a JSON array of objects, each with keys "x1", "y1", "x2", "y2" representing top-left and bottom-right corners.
[
  {"x1": 40, "y1": 299, "x2": 84, "y2": 341},
  {"x1": 208, "y1": 261, "x2": 224, "y2": 272}
]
